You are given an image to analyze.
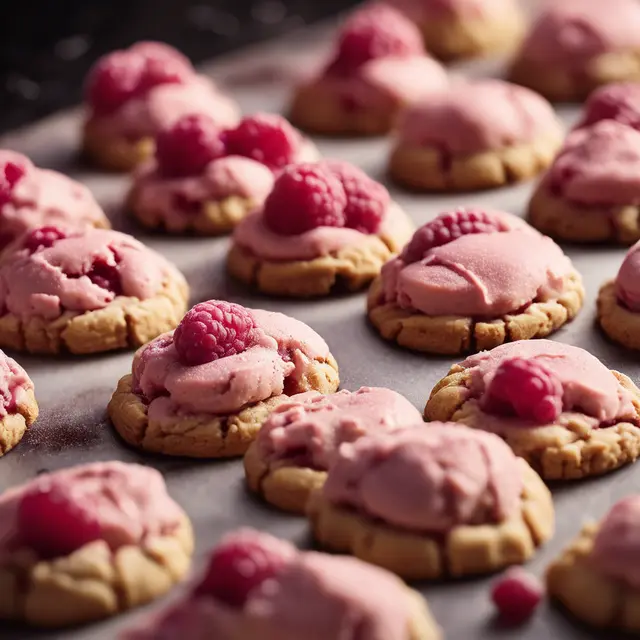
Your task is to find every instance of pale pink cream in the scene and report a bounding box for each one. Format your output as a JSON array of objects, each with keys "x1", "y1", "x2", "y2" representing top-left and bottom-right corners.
[
  {"x1": 257, "y1": 387, "x2": 422, "y2": 470},
  {"x1": 397, "y1": 80, "x2": 562, "y2": 155},
  {"x1": 386, "y1": 0, "x2": 514, "y2": 21},
  {"x1": 0, "y1": 349, "x2": 33, "y2": 418},
  {"x1": 0, "y1": 228, "x2": 184, "y2": 319},
  {"x1": 132, "y1": 309, "x2": 332, "y2": 416},
  {"x1": 616, "y1": 240, "x2": 640, "y2": 311}
]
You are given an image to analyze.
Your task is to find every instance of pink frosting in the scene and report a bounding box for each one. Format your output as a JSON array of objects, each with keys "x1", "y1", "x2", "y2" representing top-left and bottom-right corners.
[
  {"x1": 0, "y1": 349, "x2": 33, "y2": 418},
  {"x1": 397, "y1": 80, "x2": 562, "y2": 155},
  {"x1": 616, "y1": 240, "x2": 640, "y2": 311},
  {"x1": 386, "y1": 0, "x2": 513, "y2": 21},
  {"x1": 548, "y1": 120, "x2": 640, "y2": 206},
  {"x1": 132, "y1": 308, "x2": 332, "y2": 416},
  {"x1": 0, "y1": 228, "x2": 183, "y2": 320},
  {"x1": 323, "y1": 424, "x2": 522, "y2": 533},
  {"x1": 591, "y1": 496, "x2": 640, "y2": 588},
  {"x1": 575, "y1": 82, "x2": 640, "y2": 131},
  {"x1": 233, "y1": 202, "x2": 414, "y2": 262},
  {"x1": 257, "y1": 387, "x2": 422, "y2": 470},
  {"x1": 462, "y1": 340, "x2": 637, "y2": 424}
]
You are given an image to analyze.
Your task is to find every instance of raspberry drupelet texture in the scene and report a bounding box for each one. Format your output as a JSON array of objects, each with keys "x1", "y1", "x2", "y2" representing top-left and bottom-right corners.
[
  {"x1": 481, "y1": 357, "x2": 564, "y2": 423},
  {"x1": 173, "y1": 300, "x2": 257, "y2": 366},
  {"x1": 23, "y1": 226, "x2": 67, "y2": 253},
  {"x1": 402, "y1": 209, "x2": 505, "y2": 263},
  {"x1": 491, "y1": 568, "x2": 544, "y2": 624},
  {"x1": 0, "y1": 160, "x2": 27, "y2": 208}
]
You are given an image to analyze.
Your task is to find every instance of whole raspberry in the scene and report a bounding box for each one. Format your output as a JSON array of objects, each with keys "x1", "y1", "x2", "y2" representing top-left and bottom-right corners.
[
  {"x1": 481, "y1": 357, "x2": 564, "y2": 423},
  {"x1": 323, "y1": 160, "x2": 389, "y2": 233},
  {"x1": 401, "y1": 209, "x2": 504, "y2": 263},
  {"x1": 578, "y1": 83, "x2": 640, "y2": 131},
  {"x1": 87, "y1": 259, "x2": 122, "y2": 295},
  {"x1": 173, "y1": 300, "x2": 257, "y2": 366},
  {"x1": 23, "y1": 226, "x2": 67, "y2": 253},
  {"x1": 223, "y1": 114, "x2": 301, "y2": 171},
  {"x1": 0, "y1": 160, "x2": 27, "y2": 208},
  {"x1": 491, "y1": 568, "x2": 544, "y2": 625},
  {"x1": 326, "y1": 4, "x2": 423, "y2": 76},
  {"x1": 263, "y1": 163, "x2": 347, "y2": 235},
  {"x1": 156, "y1": 114, "x2": 226, "y2": 177}
]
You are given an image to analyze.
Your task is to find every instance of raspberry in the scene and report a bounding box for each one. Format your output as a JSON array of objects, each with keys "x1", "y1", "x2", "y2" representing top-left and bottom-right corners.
[
  {"x1": 482, "y1": 357, "x2": 564, "y2": 423},
  {"x1": 491, "y1": 568, "x2": 544, "y2": 625},
  {"x1": 0, "y1": 160, "x2": 27, "y2": 208},
  {"x1": 173, "y1": 300, "x2": 257, "y2": 366},
  {"x1": 18, "y1": 483, "x2": 102, "y2": 558},
  {"x1": 401, "y1": 209, "x2": 504, "y2": 263},
  {"x1": 156, "y1": 114, "x2": 226, "y2": 177},
  {"x1": 87, "y1": 258, "x2": 122, "y2": 295},
  {"x1": 578, "y1": 82, "x2": 640, "y2": 131},
  {"x1": 263, "y1": 163, "x2": 347, "y2": 235},
  {"x1": 223, "y1": 114, "x2": 301, "y2": 171},
  {"x1": 23, "y1": 226, "x2": 67, "y2": 253},
  {"x1": 323, "y1": 160, "x2": 389, "y2": 233},
  {"x1": 326, "y1": 4, "x2": 423, "y2": 76}
]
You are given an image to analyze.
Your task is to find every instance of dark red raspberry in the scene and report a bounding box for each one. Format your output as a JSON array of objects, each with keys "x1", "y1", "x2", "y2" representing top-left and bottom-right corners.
[
  {"x1": 578, "y1": 83, "x2": 640, "y2": 131},
  {"x1": 0, "y1": 161, "x2": 27, "y2": 208},
  {"x1": 401, "y1": 209, "x2": 504, "y2": 263},
  {"x1": 23, "y1": 226, "x2": 67, "y2": 253},
  {"x1": 481, "y1": 357, "x2": 564, "y2": 423},
  {"x1": 263, "y1": 163, "x2": 347, "y2": 235},
  {"x1": 223, "y1": 114, "x2": 301, "y2": 171},
  {"x1": 491, "y1": 568, "x2": 544, "y2": 625},
  {"x1": 156, "y1": 114, "x2": 226, "y2": 177},
  {"x1": 87, "y1": 259, "x2": 122, "y2": 295},
  {"x1": 323, "y1": 160, "x2": 389, "y2": 233},
  {"x1": 173, "y1": 300, "x2": 256, "y2": 366},
  {"x1": 326, "y1": 4, "x2": 423, "y2": 76},
  {"x1": 18, "y1": 483, "x2": 102, "y2": 558}
]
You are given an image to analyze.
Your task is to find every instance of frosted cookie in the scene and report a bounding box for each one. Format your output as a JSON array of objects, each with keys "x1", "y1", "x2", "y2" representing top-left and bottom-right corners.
[
  {"x1": 389, "y1": 80, "x2": 563, "y2": 191},
  {"x1": 229, "y1": 161, "x2": 414, "y2": 297},
  {"x1": 123, "y1": 528, "x2": 441, "y2": 640},
  {"x1": 0, "y1": 150, "x2": 109, "y2": 251},
  {"x1": 529, "y1": 120, "x2": 640, "y2": 244},
  {"x1": 290, "y1": 4, "x2": 449, "y2": 136},
  {"x1": 367, "y1": 208, "x2": 584, "y2": 355},
  {"x1": 574, "y1": 82, "x2": 640, "y2": 131},
  {"x1": 547, "y1": 496, "x2": 640, "y2": 632},
  {"x1": 307, "y1": 424, "x2": 554, "y2": 579},
  {"x1": 0, "y1": 227, "x2": 188, "y2": 355},
  {"x1": 108, "y1": 299, "x2": 340, "y2": 458},
  {"x1": 128, "y1": 113, "x2": 318, "y2": 234},
  {"x1": 82, "y1": 41, "x2": 240, "y2": 171},
  {"x1": 386, "y1": 0, "x2": 524, "y2": 61},
  {"x1": 509, "y1": 0, "x2": 640, "y2": 102},
  {"x1": 244, "y1": 387, "x2": 422, "y2": 514},
  {"x1": 0, "y1": 461, "x2": 193, "y2": 628},
  {"x1": 425, "y1": 340, "x2": 640, "y2": 480}
]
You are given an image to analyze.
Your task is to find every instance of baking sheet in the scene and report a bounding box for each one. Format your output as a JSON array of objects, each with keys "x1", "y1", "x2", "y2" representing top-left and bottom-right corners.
[{"x1": 0, "y1": 17, "x2": 635, "y2": 640}]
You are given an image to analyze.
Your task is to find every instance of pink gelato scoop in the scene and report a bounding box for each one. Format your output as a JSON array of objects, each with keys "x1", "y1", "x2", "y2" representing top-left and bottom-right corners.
[
  {"x1": 0, "y1": 349, "x2": 33, "y2": 418},
  {"x1": 323, "y1": 424, "x2": 523, "y2": 533},
  {"x1": 397, "y1": 80, "x2": 562, "y2": 155},
  {"x1": 616, "y1": 240, "x2": 640, "y2": 311},
  {"x1": 0, "y1": 228, "x2": 184, "y2": 320},
  {"x1": 257, "y1": 387, "x2": 422, "y2": 470}
]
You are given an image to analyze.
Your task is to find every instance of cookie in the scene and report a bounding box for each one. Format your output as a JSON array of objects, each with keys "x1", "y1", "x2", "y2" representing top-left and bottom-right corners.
[
  {"x1": 425, "y1": 339, "x2": 640, "y2": 480},
  {"x1": 368, "y1": 208, "x2": 584, "y2": 356},
  {"x1": 0, "y1": 462, "x2": 193, "y2": 628},
  {"x1": 109, "y1": 300, "x2": 340, "y2": 458},
  {"x1": 229, "y1": 161, "x2": 414, "y2": 298},
  {"x1": 307, "y1": 424, "x2": 554, "y2": 580},
  {"x1": 244, "y1": 387, "x2": 423, "y2": 514},
  {"x1": 574, "y1": 82, "x2": 640, "y2": 132}
]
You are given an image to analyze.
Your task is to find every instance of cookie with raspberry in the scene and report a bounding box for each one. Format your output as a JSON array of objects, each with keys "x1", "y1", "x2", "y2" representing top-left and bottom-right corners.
[
  {"x1": 244, "y1": 387, "x2": 422, "y2": 514},
  {"x1": 0, "y1": 461, "x2": 193, "y2": 628},
  {"x1": 108, "y1": 299, "x2": 339, "y2": 458},
  {"x1": 0, "y1": 227, "x2": 188, "y2": 355},
  {"x1": 123, "y1": 528, "x2": 442, "y2": 640},
  {"x1": 509, "y1": 0, "x2": 640, "y2": 102},
  {"x1": 307, "y1": 424, "x2": 554, "y2": 580},
  {"x1": 290, "y1": 4, "x2": 449, "y2": 136},
  {"x1": 368, "y1": 208, "x2": 584, "y2": 355},
  {"x1": 128, "y1": 113, "x2": 319, "y2": 235},
  {"x1": 0, "y1": 150, "x2": 109, "y2": 251},
  {"x1": 389, "y1": 80, "x2": 563, "y2": 192},
  {"x1": 228, "y1": 161, "x2": 414, "y2": 297},
  {"x1": 82, "y1": 41, "x2": 240, "y2": 171},
  {"x1": 425, "y1": 340, "x2": 640, "y2": 480}
]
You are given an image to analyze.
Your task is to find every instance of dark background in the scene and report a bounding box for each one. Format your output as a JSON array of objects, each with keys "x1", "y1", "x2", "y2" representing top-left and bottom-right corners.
[{"x1": 0, "y1": 0, "x2": 360, "y2": 134}]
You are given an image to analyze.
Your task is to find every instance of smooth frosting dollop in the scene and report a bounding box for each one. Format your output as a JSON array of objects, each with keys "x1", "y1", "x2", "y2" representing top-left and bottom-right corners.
[
  {"x1": 257, "y1": 387, "x2": 422, "y2": 470},
  {"x1": 397, "y1": 80, "x2": 562, "y2": 154},
  {"x1": 462, "y1": 340, "x2": 637, "y2": 424},
  {"x1": 616, "y1": 240, "x2": 640, "y2": 311},
  {"x1": 132, "y1": 309, "x2": 332, "y2": 416},
  {"x1": 0, "y1": 349, "x2": 33, "y2": 418},
  {"x1": 323, "y1": 424, "x2": 523, "y2": 533}
]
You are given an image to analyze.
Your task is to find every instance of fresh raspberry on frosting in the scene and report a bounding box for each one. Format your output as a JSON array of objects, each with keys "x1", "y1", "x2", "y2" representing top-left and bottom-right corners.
[
  {"x1": 578, "y1": 82, "x2": 640, "y2": 131},
  {"x1": 23, "y1": 226, "x2": 67, "y2": 253},
  {"x1": 173, "y1": 300, "x2": 257, "y2": 366},
  {"x1": 86, "y1": 258, "x2": 123, "y2": 295},
  {"x1": 263, "y1": 163, "x2": 348, "y2": 235},
  {"x1": 491, "y1": 568, "x2": 544, "y2": 624},
  {"x1": 0, "y1": 160, "x2": 27, "y2": 209},
  {"x1": 482, "y1": 357, "x2": 564, "y2": 423}
]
